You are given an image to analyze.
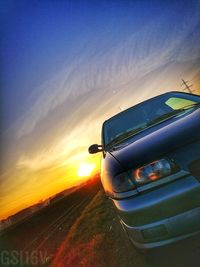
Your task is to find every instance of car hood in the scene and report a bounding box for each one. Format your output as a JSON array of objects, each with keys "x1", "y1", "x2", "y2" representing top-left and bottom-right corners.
[{"x1": 109, "y1": 108, "x2": 200, "y2": 169}]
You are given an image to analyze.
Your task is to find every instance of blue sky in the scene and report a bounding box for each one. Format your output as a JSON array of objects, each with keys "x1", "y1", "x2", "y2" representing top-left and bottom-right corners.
[
  {"x1": 2, "y1": 0, "x2": 198, "y2": 127},
  {"x1": 1, "y1": 0, "x2": 200, "y2": 219}
]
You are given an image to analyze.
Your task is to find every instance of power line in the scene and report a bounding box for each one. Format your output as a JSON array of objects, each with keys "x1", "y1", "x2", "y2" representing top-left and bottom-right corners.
[{"x1": 181, "y1": 79, "x2": 195, "y2": 94}]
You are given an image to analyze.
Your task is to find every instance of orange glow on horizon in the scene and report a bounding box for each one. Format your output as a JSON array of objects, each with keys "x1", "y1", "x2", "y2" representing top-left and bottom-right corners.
[{"x1": 0, "y1": 152, "x2": 101, "y2": 220}]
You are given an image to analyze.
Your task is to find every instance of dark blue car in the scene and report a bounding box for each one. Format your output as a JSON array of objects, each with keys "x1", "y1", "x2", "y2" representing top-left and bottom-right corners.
[{"x1": 89, "y1": 91, "x2": 200, "y2": 250}]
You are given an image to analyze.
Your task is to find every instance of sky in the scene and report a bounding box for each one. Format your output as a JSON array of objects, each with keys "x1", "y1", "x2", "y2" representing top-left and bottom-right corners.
[{"x1": 1, "y1": 0, "x2": 200, "y2": 220}]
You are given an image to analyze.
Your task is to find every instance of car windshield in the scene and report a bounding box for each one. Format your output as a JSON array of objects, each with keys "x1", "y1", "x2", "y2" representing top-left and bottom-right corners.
[{"x1": 103, "y1": 93, "x2": 200, "y2": 149}]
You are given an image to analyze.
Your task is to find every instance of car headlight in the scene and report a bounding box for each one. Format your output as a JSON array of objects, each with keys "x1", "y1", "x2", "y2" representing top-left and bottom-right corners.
[
  {"x1": 112, "y1": 172, "x2": 136, "y2": 193},
  {"x1": 133, "y1": 159, "x2": 177, "y2": 185}
]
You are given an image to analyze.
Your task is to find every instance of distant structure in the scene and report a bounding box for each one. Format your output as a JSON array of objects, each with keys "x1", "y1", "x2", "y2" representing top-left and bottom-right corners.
[{"x1": 181, "y1": 79, "x2": 195, "y2": 94}]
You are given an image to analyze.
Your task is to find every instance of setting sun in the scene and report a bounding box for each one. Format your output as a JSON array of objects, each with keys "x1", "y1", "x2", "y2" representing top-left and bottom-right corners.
[{"x1": 78, "y1": 163, "x2": 95, "y2": 177}]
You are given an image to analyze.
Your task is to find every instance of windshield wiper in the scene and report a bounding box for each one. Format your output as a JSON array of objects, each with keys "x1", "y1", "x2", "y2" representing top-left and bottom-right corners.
[
  {"x1": 181, "y1": 102, "x2": 200, "y2": 109},
  {"x1": 146, "y1": 109, "x2": 185, "y2": 127},
  {"x1": 106, "y1": 126, "x2": 146, "y2": 149},
  {"x1": 146, "y1": 103, "x2": 200, "y2": 127}
]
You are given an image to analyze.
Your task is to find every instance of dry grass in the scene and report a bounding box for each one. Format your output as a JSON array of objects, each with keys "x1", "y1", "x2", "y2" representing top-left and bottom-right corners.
[
  {"x1": 51, "y1": 189, "x2": 116, "y2": 267},
  {"x1": 51, "y1": 188, "x2": 147, "y2": 267}
]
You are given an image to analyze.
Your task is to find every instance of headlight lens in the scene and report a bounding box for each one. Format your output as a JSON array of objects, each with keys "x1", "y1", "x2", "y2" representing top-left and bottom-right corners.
[
  {"x1": 112, "y1": 159, "x2": 177, "y2": 193},
  {"x1": 133, "y1": 159, "x2": 174, "y2": 185},
  {"x1": 113, "y1": 172, "x2": 136, "y2": 193}
]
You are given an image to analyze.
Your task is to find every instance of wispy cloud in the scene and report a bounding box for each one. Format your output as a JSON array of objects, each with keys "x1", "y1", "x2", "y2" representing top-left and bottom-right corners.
[{"x1": 17, "y1": 11, "x2": 200, "y2": 138}]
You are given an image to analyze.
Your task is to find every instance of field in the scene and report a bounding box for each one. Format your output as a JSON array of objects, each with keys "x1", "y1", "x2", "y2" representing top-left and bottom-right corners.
[{"x1": 1, "y1": 177, "x2": 200, "y2": 267}]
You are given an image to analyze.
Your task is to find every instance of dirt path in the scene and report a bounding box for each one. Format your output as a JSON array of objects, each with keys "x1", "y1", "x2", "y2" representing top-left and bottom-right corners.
[{"x1": 0, "y1": 180, "x2": 101, "y2": 267}]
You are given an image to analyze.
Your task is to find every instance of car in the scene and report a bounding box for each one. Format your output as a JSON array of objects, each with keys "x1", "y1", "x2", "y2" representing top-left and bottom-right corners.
[{"x1": 88, "y1": 91, "x2": 200, "y2": 250}]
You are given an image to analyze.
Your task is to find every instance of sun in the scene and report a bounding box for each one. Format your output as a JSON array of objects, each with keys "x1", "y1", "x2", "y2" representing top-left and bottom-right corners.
[{"x1": 77, "y1": 163, "x2": 95, "y2": 177}]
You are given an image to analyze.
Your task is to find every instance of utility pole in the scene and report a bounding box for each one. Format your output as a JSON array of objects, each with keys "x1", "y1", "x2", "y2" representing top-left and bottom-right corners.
[{"x1": 181, "y1": 79, "x2": 195, "y2": 94}]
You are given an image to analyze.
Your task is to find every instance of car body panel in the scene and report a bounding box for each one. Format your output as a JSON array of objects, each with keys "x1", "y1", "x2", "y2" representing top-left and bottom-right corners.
[
  {"x1": 113, "y1": 175, "x2": 200, "y2": 226},
  {"x1": 122, "y1": 206, "x2": 200, "y2": 249}
]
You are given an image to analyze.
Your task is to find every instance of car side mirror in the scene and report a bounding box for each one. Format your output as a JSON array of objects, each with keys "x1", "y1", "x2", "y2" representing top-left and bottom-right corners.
[{"x1": 88, "y1": 144, "x2": 103, "y2": 154}]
